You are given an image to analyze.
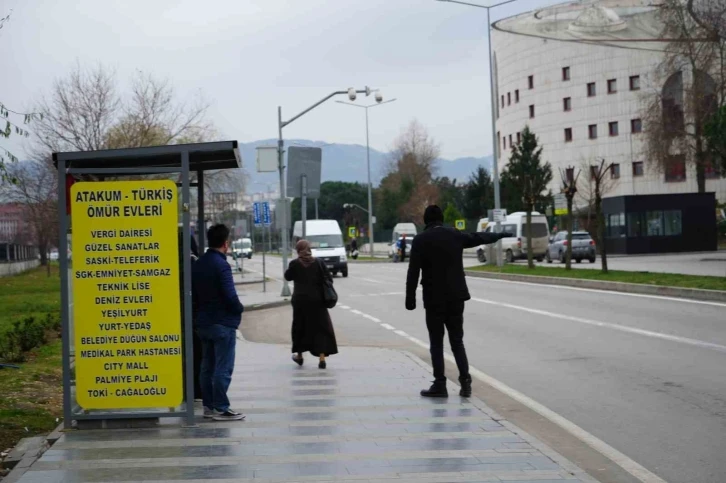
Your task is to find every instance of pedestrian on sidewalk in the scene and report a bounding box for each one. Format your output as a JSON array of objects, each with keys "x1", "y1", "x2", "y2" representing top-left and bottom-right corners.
[
  {"x1": 405, "y1": 205, "x2": 511, "y2": 398},
  {"x1": 397, "y1": 234, "x2": 408, "y2": 263},
  {"x1": 284, "y1": 239, "x2": 339, "y2": 369},
  {"x1": 192, "y1": 224, "x2": 246, "y2": 421}
]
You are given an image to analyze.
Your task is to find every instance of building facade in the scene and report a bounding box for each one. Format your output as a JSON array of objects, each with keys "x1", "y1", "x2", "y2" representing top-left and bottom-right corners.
[
  {"x1": 491, "y1": 0, "x2": 726, "y2": 204},
  {"x1": 0, "y1": 203, "x2": 29, "y2": 243}
]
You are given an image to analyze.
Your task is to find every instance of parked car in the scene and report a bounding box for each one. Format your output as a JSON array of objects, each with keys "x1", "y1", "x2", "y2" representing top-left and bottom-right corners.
[
  {"x1": 390, "y1": 236, "x2": 413, "y2": 262},
  {"x1": 545, "y1": 231, "x2": 596, "y2": 264},
  {"x1": 476, "y1": 212, "x2": 549, "y2": 263}
]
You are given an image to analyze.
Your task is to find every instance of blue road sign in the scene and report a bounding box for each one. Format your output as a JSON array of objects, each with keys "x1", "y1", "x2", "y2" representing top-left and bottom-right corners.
[
  {"x1": 262, "y1": 201, "x2": 271, "y2": 226},
  {"x1": 253, "y1": 202, "x2": 262, "y2": 226}
]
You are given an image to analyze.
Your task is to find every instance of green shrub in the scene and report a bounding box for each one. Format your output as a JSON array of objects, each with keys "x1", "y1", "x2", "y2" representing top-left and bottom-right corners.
[{"x1": 0, "y1": 317, "x2": 51, "y2": 363}]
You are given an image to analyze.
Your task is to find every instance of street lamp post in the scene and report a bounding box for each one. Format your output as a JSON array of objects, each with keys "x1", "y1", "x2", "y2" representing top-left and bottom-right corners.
[
  {"x1": 277, "y1": 88, "x2": 375, "y2": 296},
  {"x1": 336, "y1": 98, "x2": 397, "y2": 257},
  {"x1": 436, "y1": 0, "x2": 518, "y2": 266}
]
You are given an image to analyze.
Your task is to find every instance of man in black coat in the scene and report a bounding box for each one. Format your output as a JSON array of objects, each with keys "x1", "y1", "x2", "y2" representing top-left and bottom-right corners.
[{"x1": 406, "y1": 205, "x2": 511, "y2": 398}]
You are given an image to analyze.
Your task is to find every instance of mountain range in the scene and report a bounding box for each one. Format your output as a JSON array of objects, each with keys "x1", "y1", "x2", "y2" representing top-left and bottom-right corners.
[{"x1": 238, "y1": 139, "x2": 493, "y2": 193}]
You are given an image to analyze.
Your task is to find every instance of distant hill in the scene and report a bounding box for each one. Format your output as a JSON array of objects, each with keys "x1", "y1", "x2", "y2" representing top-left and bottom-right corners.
[{"x1": 239, "y1": 139, "x2": 492, "y2": 191}]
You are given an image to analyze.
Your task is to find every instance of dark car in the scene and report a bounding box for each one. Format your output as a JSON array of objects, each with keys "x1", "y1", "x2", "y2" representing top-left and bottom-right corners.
[{"x1": 545, "y1": 231, "x2": 596, "y2": 264}]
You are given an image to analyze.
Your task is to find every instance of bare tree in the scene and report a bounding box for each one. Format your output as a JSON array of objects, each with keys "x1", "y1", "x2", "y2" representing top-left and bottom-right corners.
[
  {"x1": 578, "y1": 159, "x2": 616, "y2": 273},
  {"x1": 0, "y1": 160, "x2": 58, "y2": 273},
  {"x1": 559, "y1": 166, "x2": 580, "y2": 270},
  {"x1": 640, "y1": 0, "x2": 726, "y2": 193},
  {"x1": 380, "y1": 120, "x2": 440, "y2": 225}
]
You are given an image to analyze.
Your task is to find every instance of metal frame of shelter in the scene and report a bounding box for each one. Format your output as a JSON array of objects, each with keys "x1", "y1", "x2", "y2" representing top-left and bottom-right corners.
[{"x1": 54, "y1": 141, "x2": 242, "y2": 428}]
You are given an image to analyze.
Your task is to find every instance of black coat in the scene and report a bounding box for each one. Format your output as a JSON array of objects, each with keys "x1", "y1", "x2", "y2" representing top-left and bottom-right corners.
[
  {"x1": 284, "y1": 259, "x2": 338, "y2": 356},
  {"x1": 406, "y1": 223, "x2": 506, "y2": 309}
]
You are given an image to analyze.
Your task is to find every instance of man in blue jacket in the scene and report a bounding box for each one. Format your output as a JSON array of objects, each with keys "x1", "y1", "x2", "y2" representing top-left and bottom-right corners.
[{"x1": 192, "y1": 224, "x2": 245, "y2": 421}]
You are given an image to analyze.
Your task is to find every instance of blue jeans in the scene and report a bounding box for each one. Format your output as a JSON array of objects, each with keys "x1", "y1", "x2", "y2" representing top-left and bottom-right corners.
[{"x1": 196, "y1": 324, "x2": 237, "y2": 412}]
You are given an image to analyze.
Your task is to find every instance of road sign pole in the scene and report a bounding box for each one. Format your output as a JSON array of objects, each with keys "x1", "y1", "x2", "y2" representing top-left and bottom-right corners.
[
  {"x1": 301, "y1": 175, "x2": 308, "y2": 239},
  {"x1": 262, "y1": 225, "x2": 267, "y2": 292}
]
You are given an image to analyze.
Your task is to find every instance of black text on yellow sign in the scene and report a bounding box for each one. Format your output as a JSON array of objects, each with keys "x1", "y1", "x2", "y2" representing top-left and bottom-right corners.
[{"x1": 71, "y1": 180, "x2": 182, "y2": 409}]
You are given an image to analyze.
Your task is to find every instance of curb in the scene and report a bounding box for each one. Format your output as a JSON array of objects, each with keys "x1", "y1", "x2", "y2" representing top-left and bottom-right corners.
[
  {"x1": 1, "y1": 422, "x2": 64, "y2": 483},
  {"x1": 244, "y1": 299, "x2": 290, "y2": 312},
  {"x1": 465, "y1": 270, "x2": 726, "y2": 303}
]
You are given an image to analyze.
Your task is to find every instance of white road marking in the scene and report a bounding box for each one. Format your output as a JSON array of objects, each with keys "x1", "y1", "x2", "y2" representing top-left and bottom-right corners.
[
  {"x1": 471, "y1": 297, "x2": 726, "y2": 354},
  {"x1": 338, "y1": 305, "x2": 350, "y2": 310},
  {"x1": 398, "y1": 334, "x2": 667, "y2": 483},
  {"x1": 339, "y1": 300, "x2": 667, "y2": 483},
  {"x1": 467, "y1": 275, "x2": 726, "y2": 308},
  {"x1": 350, "y1": 309, "x2": 363, "y2": 315},
  {"x1": 363, "y1": 314, "x2": 382, "y2": 323}
]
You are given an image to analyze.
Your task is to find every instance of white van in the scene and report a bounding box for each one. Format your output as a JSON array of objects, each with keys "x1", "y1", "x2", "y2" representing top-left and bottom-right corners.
[
  {"x1": 232, "y1": 238, "x2": 253, "y2": 259},
  {"x1": 292, "y1": 220, "x2": 348, "y2": 277},
  {"x1": 476, "y1": 212, "x2": 549, "y2": 263},
  {"x1": 388, "y1": 223, "x2": 418, "y2": 258}
]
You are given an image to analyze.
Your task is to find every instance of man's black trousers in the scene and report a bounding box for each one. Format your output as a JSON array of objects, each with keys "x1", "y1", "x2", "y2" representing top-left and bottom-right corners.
[{"x1": 425, "y1": 300, "x2": 469, "y2": 383}]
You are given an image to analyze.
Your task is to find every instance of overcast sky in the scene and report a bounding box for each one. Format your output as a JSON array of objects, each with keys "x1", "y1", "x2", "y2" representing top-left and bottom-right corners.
[{"x1": 2, "y1": 0, "x2": 562, "y2": 161}]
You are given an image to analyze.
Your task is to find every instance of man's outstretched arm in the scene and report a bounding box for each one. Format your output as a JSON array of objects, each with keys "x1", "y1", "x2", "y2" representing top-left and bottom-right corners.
[
  {"x1": 458, "y1": 231, "x2": 512, "y2": 249},
  {"x1": 405, "y1": 238, "x2": 422, "y2": 310}
]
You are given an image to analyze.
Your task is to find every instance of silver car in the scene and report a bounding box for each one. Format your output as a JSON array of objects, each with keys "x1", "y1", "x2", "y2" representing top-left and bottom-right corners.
[{"x1": 545, "y1": 231, "x2": 596, "y2": 264}]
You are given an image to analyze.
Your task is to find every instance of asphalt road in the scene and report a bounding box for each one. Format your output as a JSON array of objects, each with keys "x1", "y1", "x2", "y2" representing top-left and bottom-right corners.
[{"x1": 243, "y1": 255, "x2": 726, "y2": 483}]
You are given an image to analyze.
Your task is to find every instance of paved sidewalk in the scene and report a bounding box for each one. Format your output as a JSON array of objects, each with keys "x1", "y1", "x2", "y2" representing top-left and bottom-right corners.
[{"x1": 16, "y1": 338, "x2": 596, "y2": 483}]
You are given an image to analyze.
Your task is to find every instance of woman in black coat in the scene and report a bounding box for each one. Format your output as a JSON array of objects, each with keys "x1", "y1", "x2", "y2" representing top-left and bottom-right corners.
[{"x1": 284, "y1": 239, "x2": 338, "y2": 369}]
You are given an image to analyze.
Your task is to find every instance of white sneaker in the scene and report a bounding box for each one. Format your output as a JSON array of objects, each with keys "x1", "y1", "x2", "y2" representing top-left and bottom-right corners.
[{"x1": 213, "y1": 409, "x2": 245, "y2": 421}]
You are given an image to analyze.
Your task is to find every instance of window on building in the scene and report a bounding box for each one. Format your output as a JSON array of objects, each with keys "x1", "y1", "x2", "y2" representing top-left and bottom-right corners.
[
  {"x1": 607, "y1": 79, "x2": 617, "y2": 94},
  {"x1": 528, "y1": 75, "x2": 534, "y2": 89},
  {"x1": 515, "y1": 89, "x2": 520, "y2": 103},
  {"x1": 563, "y1": 66, "x2": 570, "y2": 81},
  {"x1": 609, "y1": 121, "x2": 619, "y2": 136},
  {"x1": 664, "y1": 210, "x2": 682, "y2": 236},
  {"x1": 632, "y1": 161, "x2": 644, "y2": 176},
  {"x1": 507, "y1": 92, "x2": 511, "y2": 106},
  {"x1": 631, "y1": 118, "x2": 642, "y2": 133},
  {"x1": 665, "y1": 154, "x2": 686, "y2": 182},
  {"x1": 497, "y1": 131, "x2": 501, "y2": 158},
  {"x1": 607, "y1": 213, "x2": 626, "y2": 238},
  {"x1": 529, "y1": 105, "x2": 535, "y2": 118},
  {"x1": 647, "y1": 211, "x2": 664, "y2": 236},
  {"x1": 587, "y1": 82, "x2": 596, "y2": 97},
  {"x1": 517, "y1": 132, "x2": 521, "y2": 144},
  {"x1": 509, "y1": 134, "x2": 513, "y2": 147},
  {"x1": 501, "y1": 95, "x2": 505, "y2": 108},
  {"x1": 564, "y1": 128, "x2": 573, "y2": 142},
  {"x1": 566, "y1": 167, "x2": 575, "y2": 182},
  {"x1": 503, "y1": 136, "x2": 507, "y2": 150},
  {"x1": 590, "y1": 165, "x2": 599, "y2": 180},
  {"x1": 563, "y1": 97, "x2": 572, "y2": 111},
  {"x1": 627, "y1": 212, "x2": 644, "y2": 237},
  {"x1": 630, "y1": 75, "x2": 640, "y2": 91},
  {"x1": 588, "y1": 124, "x2": 598, "y2": 139},
  {"x1": 608, "y1": 164, "x2": 619, "y2": 180},
  {"x1": 705, "y1": 157, "x2": 721, "y2": 179}
]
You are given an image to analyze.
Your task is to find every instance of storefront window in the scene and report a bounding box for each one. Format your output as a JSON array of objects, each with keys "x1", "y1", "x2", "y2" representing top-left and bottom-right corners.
[
  {"x1": 647, "y1": 211, "x2": 664, "y2": 236},
  {"x1": 664, "y1": 210, "x2": 682, "y2": 236},
  {"x1": 627, "y1": 212, "x2": 644, "y2": 237},
  {"x1": 607, "y1": 213, "x2": 625, "y2": 238}
]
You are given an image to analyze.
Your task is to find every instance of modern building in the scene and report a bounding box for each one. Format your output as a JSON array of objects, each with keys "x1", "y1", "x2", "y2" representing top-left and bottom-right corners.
[
  {"x1": 0, "y1": 203, "x2": 28, "y2": 243},
  {"x1": 491, "y1": 0, "x2": 723, "y2": 253}
]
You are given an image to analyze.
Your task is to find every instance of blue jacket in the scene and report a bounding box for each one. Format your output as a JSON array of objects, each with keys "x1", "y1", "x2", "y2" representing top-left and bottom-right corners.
[{"x1": 192, "y1": 250, "x2": 244, "y2": 329}]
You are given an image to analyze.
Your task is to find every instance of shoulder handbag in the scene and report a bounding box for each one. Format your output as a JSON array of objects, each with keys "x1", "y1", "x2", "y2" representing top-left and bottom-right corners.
[{"x1": 316, "y1": 259, "x2": 338, "y2": 309}]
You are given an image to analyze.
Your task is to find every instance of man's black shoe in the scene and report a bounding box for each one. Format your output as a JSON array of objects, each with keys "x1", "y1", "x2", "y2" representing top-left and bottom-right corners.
[
  {"x1": 420, "y1": 381, "x2": 448, "y2": 398},
  {"x1": 459, "y1": 375, "x2": 472, "y2": 398}
]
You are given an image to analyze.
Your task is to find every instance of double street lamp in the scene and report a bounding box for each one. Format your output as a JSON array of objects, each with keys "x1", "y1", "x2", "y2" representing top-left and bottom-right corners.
[
  {"x1": 277, "y1": 87, "x2": 377, "y2": 296},
  {"x1": 436, "y1": 0, "x2": 519, "y2": 266},
  {"x1": 336, "y1": 98, "x2": 397, "y2": 257}
]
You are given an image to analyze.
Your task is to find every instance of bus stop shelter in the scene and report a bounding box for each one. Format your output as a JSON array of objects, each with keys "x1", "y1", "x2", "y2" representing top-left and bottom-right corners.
[{"x1": 54, "y1": 141, "x2": 242, "y2": 428}]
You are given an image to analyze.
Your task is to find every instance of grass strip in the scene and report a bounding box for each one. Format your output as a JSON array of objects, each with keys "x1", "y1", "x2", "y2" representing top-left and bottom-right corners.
[{"x1": 468, "y1": 264, "x2": 726, "y2": 292}]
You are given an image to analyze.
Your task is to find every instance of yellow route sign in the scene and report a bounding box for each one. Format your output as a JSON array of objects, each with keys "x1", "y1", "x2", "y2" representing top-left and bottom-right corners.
[
  {"x1": 455, "y1": 220, "x2": 466, "y2": 230},
  {"x1": 348, "y1": 227, "x2": 357, "y2": 238},
  {"x1": 71, "y1": 180, "x2": 182, "y2": 409}
]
